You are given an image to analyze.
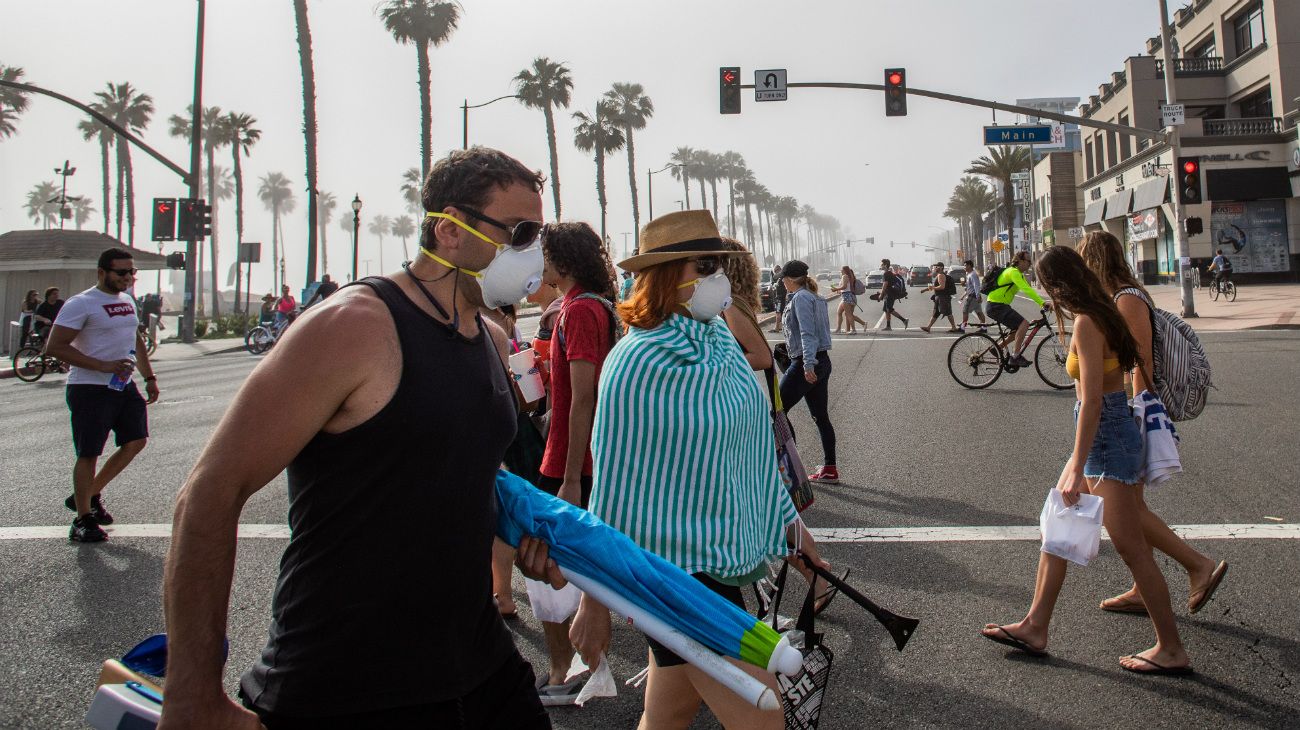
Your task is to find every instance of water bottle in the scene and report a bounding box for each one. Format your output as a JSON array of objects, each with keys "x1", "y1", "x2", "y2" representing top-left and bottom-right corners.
[{"x1": 108, "y1": 348, "x2": 136, "y2": 391}]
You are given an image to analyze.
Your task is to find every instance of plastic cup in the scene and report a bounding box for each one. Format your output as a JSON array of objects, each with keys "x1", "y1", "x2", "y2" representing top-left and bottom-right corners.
[{"x1": 509, "y1": 349, "x2": 545, "y2": 402}]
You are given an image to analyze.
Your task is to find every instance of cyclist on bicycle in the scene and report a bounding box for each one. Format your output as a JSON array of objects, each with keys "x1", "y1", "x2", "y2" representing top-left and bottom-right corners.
[
  {"x1": 985, "y1": 250, "x2": 1049, "y2": 368},
  {"x1": 1207, "y1": 248, "x2": 1232, "y2": 291}
]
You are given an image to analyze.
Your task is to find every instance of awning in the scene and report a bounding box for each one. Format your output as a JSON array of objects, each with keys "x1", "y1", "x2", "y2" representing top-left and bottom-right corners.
[
  {"x1": 1103, "y1": 188, "x2": 1133, "y2": 220},
  {"x1": 1131, "y1": 176, "x2": 1170, "y2": 212},
  {"x1": 1083, "y1": 199, "x2": 1106, "y2": 226}
]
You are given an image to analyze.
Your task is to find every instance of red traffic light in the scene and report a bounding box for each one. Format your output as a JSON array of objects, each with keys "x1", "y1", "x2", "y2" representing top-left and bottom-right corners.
[
  {"x1": 1182, "y1": 160, "x2": 1198, "y2": 174},
  {"x1": 722, "y1": 69, "x2": 737, "y2": 85},
  {"x1": 156, "y1": 201, "x2": 173, "y2": 214},
  {"x1": 888, "y1": 71, "x2": 903, "y2": 86}
]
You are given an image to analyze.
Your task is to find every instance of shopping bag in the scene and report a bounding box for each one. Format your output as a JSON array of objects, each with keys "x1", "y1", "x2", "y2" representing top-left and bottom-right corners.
[
  {"x1": 765, "y1": 563, "x2": 834, "y2": 729},
  {"x1": 767, "y1": 370, "x2": 815, "y2": 512},
  {"x1": 1039, "y1": 489, "x2": 1104, "y2": 566},
  {"x1": 524, "y1": 577, "x2": 582, "y2": 623}
]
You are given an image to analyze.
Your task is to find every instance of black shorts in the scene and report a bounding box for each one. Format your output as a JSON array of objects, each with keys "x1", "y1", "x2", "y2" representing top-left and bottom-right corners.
[
  {"x1": 537, "y1": 474, "x2": 592, "y2": 509},
  {"x1": 647, "y1": 573, "x2": 745, "y2": 667},
  {"x1": 241, "y1": 649, "x2": 550, "y2": 730},
  {"x1": 985, "y1": 302, "x2": 1025, "y2": 330},
  {"x1": 933, "y1": 295, "x2": 953, "y2": 317},
  {"x1": 66, "y1": 383, "x2": 148, "y2": 458},
  {"x1": 882, "y1": 295, "x2": 898, "y2": 313}
]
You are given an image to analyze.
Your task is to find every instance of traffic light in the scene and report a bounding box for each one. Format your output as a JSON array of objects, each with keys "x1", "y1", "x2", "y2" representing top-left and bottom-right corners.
[
  {"x1": 151, "y1": 198, "x2": 176, "y2": 242},
  {"x1": 176, "y1": 198, "x2": 212, "y2": 240},
  {"x1": 884, "y1": 68, "x2": 907, "y2": 116},
  {"x1": 1185, "y1": 216, "x2": 1204, "y2": 235},
  {"x1": 196, "y1": 201, "x2": 213, "y2": 239},
  {"x1": 1177, "y1": 156, "x2": 1202, "y2": 205},
  {"x1": 720, "y1": 67, "x2": 741, "y2": 115},
  {"x1": 166, "y1": 252, "x2": 186, "y2": 269}
]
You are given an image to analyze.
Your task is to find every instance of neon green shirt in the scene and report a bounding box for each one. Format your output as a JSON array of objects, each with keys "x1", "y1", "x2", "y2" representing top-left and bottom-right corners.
[{"x1": 986, "y1": 265, "x2": 1044, "y2": 306}]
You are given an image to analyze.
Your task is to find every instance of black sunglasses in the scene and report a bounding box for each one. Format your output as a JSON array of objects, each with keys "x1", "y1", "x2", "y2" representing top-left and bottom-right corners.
[
  {"x1": 453, "y1": 205, "x2": 544, "y2": 249},
  {"x1": 691, "y1": 257, "x2": 720, "y2": 277},
  {"x1": 105, "y1": 267, "x2": 138, "y2": 276}
]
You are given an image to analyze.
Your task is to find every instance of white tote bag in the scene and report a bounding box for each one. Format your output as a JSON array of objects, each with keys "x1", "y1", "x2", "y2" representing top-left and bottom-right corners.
[{"x1": 1039, "y1": 489, "x2": 1104, "y2": 566}]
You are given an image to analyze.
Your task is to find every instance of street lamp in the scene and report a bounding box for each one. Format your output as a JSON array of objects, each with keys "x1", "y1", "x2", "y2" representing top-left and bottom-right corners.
[
  {"x1": 647, "y1": 163, "x2": 683, "y2": 221},
  {"x1": 351, "y1": 194, "x2": 362, "y2": 281},
  {"x1": 462, "y1": 95, "x2": 521, "y2": 149}
]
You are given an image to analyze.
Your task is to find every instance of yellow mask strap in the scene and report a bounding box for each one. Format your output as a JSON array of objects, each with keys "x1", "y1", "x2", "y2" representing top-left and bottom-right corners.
[
  {"x1": 425, "y1": 211, "x2": 505, "y2": 250},
  {"x1": 419, "y1": 246, "x2": 484, "y2": 279},
  {"x1": 677, "y1": 278, "x2": 701, "y2": 290}
]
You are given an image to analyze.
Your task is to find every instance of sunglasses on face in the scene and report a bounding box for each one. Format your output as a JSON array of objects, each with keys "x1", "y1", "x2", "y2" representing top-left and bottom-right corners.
[
  {"x1": 691, "y1": 257, "x2": 720, "y2": 277},
  {"x1": 105, "y1": 267, "x2": 138, "y2": 276},
  {"x1": 452, "y1": 205, "x2": 544, "y2": 249}
]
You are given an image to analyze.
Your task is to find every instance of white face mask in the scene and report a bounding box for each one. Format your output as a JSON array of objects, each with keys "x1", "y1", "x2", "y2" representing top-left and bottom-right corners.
[
  {"x1": 679, "y1": 271, "x2": 732, "y2": 322},
  {"x1": 422, "y1": 212, "x2": 544, "y2": 308}
]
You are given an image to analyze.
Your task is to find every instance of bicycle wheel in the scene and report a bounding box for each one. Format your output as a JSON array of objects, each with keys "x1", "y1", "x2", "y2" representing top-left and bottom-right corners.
[
  {"x1": 947, "y1": 332, "x2": 1004, "y2": 389},
  {"x1": 144, "y1": 330, "x2": 158, "y2": 356},
  {"x1": 1210, "y1": 283, "x2": 1220, "y2": 301},
  {"x1": 1035, "y1": 332, "x2": 1073, "y2": 390},
  {"x1": 244, "y1": 327, "x2": 273, "y2": 355},
  {"x1": 1225, "y1": 282, "x2": 1237, "y2": 302},
  {"x1": 11, "y1": 346, "x2": 46, "y2": 382}
]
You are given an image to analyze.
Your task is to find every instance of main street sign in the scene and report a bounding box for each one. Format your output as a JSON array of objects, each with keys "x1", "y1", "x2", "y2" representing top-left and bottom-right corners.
[
  {"x1": 755, "y1": 69, "x2": 787, "y2": 102},
  {"x1": 983, "y1": 124, "x2": 1053, "y2": 145}
]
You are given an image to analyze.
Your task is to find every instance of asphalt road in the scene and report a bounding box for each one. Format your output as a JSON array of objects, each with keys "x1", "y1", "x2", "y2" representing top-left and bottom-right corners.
[{"x1": 1, "y1": 293, "x2": 1297, "y2": 729}]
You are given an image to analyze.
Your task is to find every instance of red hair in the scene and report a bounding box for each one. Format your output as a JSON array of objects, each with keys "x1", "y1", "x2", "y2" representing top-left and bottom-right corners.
[{"x1": 617, "y1": 261, "x2": 686, "y2": 331}]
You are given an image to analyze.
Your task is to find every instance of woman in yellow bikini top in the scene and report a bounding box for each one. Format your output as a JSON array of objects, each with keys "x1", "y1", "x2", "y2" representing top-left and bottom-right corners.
[{"x1": 1064, "y1": 351, "x2": 1120, "y2": 380}]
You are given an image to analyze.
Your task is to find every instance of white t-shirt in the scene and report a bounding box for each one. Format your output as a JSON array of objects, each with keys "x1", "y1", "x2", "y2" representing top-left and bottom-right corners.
[
  {"x1": 965, "y1": 270, "x2": 981, "y2": 298},
  {"x1": 54, "y1": 287, "x2": 140, "y2": 386}
]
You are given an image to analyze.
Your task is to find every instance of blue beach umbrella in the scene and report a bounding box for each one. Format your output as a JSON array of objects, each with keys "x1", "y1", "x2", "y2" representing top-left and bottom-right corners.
[{"x1": 495, "y1": 470, "x2": 800, "y2": 676}]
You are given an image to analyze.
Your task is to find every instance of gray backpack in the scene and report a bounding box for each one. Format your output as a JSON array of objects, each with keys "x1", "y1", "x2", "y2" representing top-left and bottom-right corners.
[{"x1": 1116, "y1": 287, "x2": 1211, "y2": 421}]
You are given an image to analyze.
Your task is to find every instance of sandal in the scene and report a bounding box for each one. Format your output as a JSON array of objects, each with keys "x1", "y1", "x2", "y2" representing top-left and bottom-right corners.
[
  {"x1": 980, "y1": 625, "x2": 1048, "y2": 657},
  {"x1": 812, "y1": 568, "x2": 850, "y2": 616},
  {"x1": 493, "y1": 593, "x2": 518, "y2": 620},
  {"x1": 1188, "y1": 561, "x2": 1228, "y2": 614},
  {"x1": 1099, "y1": 594, "x2": 1148, "y2": 615},
  {"x1": 1121, "y1": 654, "x2": 1194, "y2": 676}
]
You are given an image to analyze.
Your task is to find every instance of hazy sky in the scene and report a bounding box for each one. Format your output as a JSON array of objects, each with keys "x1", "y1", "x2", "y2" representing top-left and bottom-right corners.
[{"x1": 2, "y1": 0, "x2": 1162, "y2": 292}]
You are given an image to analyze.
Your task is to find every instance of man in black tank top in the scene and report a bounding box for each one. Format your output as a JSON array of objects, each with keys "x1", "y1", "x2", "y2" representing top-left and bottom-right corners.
[{"x1": 160, "y1": 149, "x2": 564, "y2": 730}]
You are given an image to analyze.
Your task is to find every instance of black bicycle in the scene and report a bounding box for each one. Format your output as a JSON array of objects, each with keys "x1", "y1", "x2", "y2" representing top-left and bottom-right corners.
[
  {"x1": 1208, "y1": 270, "x2": 1237, "y2": 302},
  {"x1": 947, "y1": 306, "x2": 1071, "y2": 390},
  {"x1": 10, "y1": 330, "x2": 66, "y2": 383}
]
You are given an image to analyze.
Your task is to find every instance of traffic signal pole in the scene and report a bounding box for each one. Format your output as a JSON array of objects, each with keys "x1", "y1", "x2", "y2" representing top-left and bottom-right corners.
[
  {"x1": 1158, "y1": 0, "x2": 1196, "y2": 317},
  {"x1": 183, "y1": 0, "x2": 205, "y2": 343}
]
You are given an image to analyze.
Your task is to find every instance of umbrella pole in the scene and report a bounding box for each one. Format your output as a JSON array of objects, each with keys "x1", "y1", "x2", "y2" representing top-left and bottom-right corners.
[{"x1": 561, "y1": 568, "x2": 780, "y2": 711}]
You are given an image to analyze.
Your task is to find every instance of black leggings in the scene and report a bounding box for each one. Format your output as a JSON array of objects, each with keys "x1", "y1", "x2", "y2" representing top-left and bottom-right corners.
[{"x1": 779, "y1": 353, "x2": 836, "y2": 466}]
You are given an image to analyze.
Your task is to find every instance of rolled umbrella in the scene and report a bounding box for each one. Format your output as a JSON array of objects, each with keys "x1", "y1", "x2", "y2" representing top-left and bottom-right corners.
[{"x1": 494, "y1": 471, "x2": 802, "y2": 682}]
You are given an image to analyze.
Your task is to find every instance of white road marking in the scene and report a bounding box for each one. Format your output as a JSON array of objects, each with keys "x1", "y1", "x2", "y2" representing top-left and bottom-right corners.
[{"x1": 1, "y1": 523, "x2": 1294, "y2": 542}]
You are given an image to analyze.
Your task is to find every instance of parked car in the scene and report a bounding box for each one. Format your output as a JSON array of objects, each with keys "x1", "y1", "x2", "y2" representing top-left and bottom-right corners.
[
  {"x1": 909, "y1": 265, "x2": 932, "y2": 287},
  {"x1": 944, "y1": 265, "x2": 966, "y2": 286},
  {"x1": 760, "y1": 268, "x2": 776, "y2": 312},
  {"x1": 865, "y1": 270, "x2": 885, "y2": 289},
  {"x1": 816, "y1": 271, "x2": 834, "y2": 284}
]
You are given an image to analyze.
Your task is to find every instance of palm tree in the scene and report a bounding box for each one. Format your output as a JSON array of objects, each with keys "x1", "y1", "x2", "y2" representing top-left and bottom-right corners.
[
  {"x1": 217, "y1": 111, "x2": 261, "y2": 311},
  {"x1": 169, "y1": 104, "x2": 224, "y2": 314},
  {"x1": 0, "y1": 64, "x2": 30, "y2": 139},
  {"x1": 719, "y1": 151, "x2": 746, "y2": 236},
  {"x1": 258, "y1": 172, "x2": 296, "y2": 291},
  {"x1": 317, "y1": 191, "x2": 337, "y2": 276},
  {"x1": 698, "y1": 151, "x2": 722, "y2": 224},
  {"x1": 368, "y1": 214, "x2": 393, "y2": 271},
  {"x1": 947, "y1": 176, "x2": 997, "y2": 270},
  {"x1": 734, "y1": 170, "x2": 758, "y2": 250},
  {"x1": 71, "y1": 198, "x2": 96, "y2": 230},
  {"x1": 377, "y1": 0, "x2": 461, "y2": 180},
  {"x1": 689, "y1": 150, "x2": 709, "y2": 213},
  {"x1": 0, "y1": 107, "x2": 18, "y2": 140},
  {"x1": 966, "y1": 145, "x2": 1030, "y2": 252},
  {"x1": 24, "y1": 181, "x2": 60, "y2": 228},
  {"x1": 669, "y1": 146, "x2": 694, "y2": 209},
  {"x1": 391, "y1": 215, "x2": 415, "y2": 261},
  {"x1": 571, "y1": 99, "x2": 625, "y2": 244},
  {"x1": 77, "y1": 112, "x2": 114, "y2": 233},
  {"x1": 514, "y1": 57, "x2": 573, "y2": 220},
  {"x1": 602, "y1": 83, "x2": 654, "y2": 247},
  {"x1": 97, "y1": 82, "x2": 154, "y2": 246},
  {"x1": 400, "y1": 167, "x2": 422, "y2": 213},
  {"x1": 293, "y1": 0, "x2": 321, "y2": 284}
]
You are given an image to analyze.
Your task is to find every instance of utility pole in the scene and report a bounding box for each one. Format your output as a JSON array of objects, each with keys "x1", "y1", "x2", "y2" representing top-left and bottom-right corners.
[
  {"x1": 182, "y1": 0, "x2": 205, "y2": 343},
  {"x1": 1158, "y1": 0, "x2": 1196, "y2": 317}
]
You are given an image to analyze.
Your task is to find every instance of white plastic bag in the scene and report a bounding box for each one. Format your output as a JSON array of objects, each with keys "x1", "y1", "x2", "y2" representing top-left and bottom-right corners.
[
  {"x1": 566, "y1": 652, "x2": 617, "y2": 707},
  {"x1": 1039, "y1": 489, "x2": 1104, "y2": 566},
  {"x1": 525, "y1": 577, "x2": 582, "y2": 623}
]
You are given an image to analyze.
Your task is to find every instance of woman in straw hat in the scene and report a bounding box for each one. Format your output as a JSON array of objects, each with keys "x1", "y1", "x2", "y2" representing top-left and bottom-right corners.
[{"x1": 569, "y1": 211, "x2": 829, "y2": 729}]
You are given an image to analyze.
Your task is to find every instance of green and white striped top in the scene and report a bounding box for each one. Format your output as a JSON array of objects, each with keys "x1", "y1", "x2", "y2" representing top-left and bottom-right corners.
[{"x1": 590, "y1": 313, "x2": 798, "y2": 583}]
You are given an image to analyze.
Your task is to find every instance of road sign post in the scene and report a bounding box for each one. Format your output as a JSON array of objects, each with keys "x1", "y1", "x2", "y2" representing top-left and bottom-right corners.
[{"x1": 754, "y1": 69, "x2": 787, "y2": 102}]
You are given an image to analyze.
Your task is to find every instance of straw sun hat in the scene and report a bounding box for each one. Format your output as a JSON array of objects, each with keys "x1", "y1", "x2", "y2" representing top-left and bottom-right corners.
[{"x1": 617, "y1": 210, "x2": 746, "y2": 273}]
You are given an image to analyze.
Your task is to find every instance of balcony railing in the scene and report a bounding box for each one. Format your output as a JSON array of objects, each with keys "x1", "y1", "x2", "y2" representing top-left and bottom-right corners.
[
  {"x1": 1203, "y1": 117, "x2": 1283, "y2": 136},
  {"x1": 1155, "y1": 57, "x2": 1224, "y2": 75}
]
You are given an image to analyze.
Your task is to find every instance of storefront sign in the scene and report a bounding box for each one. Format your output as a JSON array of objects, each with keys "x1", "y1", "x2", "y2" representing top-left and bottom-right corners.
[
  {"x1": 1210, "y1": 200, "x2": 1290, "y2": 273},
  {"x1": 1127, "y1": 208, "x2": 1162, "y2": 242},
  {"x1": 1198, "y1": 151, "x2": 1270, "y2": 163}
]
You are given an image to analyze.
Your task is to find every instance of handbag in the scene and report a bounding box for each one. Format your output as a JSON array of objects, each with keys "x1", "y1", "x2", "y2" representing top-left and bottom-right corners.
[
  {"x1": 1039, "y1": 489, "x2": 1104, "y2": 566},
  {"x1": 766, "y1": 369, "x2": 815, "y2": 512},
  {"x1": 764, "y1": 562, "x2": 834, "y2": 729}
]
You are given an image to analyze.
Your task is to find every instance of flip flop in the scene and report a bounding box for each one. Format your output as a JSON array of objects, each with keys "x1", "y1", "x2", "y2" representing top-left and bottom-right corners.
[
  {"x1": 1188, "y1": 561, "x2": 1228, "y2": 614},
  {"x1": 493, "y1": 593, "x2": 519, "y2": 621},
  {"x1": 1100, "y1": 595, "x2": 1149, "y2": 615},
  {"x1": 812, "y1": 568, "x2": 850, "y2": 617},
  {"x1": 980, "y1": 626, "x2": 1048, "y2": 657},
  {"x1": 1121, "y1": 654, "x2": 1195, "y2": 676}
]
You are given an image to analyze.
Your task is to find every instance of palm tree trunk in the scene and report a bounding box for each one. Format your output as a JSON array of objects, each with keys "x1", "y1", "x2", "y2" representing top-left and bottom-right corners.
[
  {"x1": 294, "y1": 0, "x2": 320, "y2": 284},
  {"x1": 115, "y1": 140, "x2": 125, "y2": 241},
  {"x1": 416, "y1": 39, "x2": 433, "y2": 181},
  {"x1": 595, "y1": 148, "x2": 607, "y2": 244},
  {"x1": 708, "y1": 179, "x2": 719, "y2": 226},
  {"x1": 726, "y1": 176, "x2": 737, "y2": 236},
  {"x1": 206, "y1": 144, "x2": 221, "y2": 317},
  {"x1": 697, "y1": 179, "x2": 706, "y2": 215},
  {"x1": 624, "y1": 129, "x2": 640, "y2": 247},
  {"x1": 743, "y1": 200, "x2": 754, "y2": 250},
  {"x1": 543, "y1": 104, "x2": 561, "y2": 220},
  {"x1": 681, "y1": 173, "x2": 690, "y2": 210},
  {"x1": 272, "y1": 204, "x2": 280, "y2": 293},
  {"x1": 99, "y1": 136, "x2": 111, "y2": 234},
  {"x1": 124, "y1": 146, "x2": 137, "y2": 246},
  {"x1": 232, "y1": 145, "x2": 245, "y2": 313},
  {"x1": 320, "y1": 215, "x2": 329, "y2": 276}
]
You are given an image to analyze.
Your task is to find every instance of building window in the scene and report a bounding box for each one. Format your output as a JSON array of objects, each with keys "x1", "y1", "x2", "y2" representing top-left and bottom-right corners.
[
  {"x1": 1190, "y1": 38, "x2": 1216, "y2": 58},
  {"x1": 1085, "y1": 138, "x2": 1095, "y2": 178},
  {"x1": 1233, "y1": 3, "x2": 1264, "y2": 56},
  {"x1": 1237, "y1": 87, "x2": 1273, "y2": 118},
  {"x1": 1190, "y1": 104, "x2": 1226, "y2": 120},
  {"x1": 1105, "y1": 130, "x2": 1118, "y2": 167},
  {"x1": 1118, "y1": 113, "x2": 1132, "y2": 160}
]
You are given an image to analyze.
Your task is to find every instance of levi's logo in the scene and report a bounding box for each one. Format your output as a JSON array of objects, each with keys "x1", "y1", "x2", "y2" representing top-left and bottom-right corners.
[{"x1": 103, "y1": 303, "x2": 134, "y2": 317}]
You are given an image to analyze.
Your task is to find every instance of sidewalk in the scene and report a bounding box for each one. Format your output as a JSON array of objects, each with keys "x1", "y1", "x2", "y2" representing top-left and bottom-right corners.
[
  {"x1": 1146, "y1": 283, "x2": 1300, "y2": 330},
  {"x1": 0, "y1": 336, "x2": 247, "y2": 380}
]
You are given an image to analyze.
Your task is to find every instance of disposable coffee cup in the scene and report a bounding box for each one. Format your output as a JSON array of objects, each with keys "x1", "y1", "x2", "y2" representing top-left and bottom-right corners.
[{"x1": 509, "y1": 350, "x2": 545, "y2": 402}]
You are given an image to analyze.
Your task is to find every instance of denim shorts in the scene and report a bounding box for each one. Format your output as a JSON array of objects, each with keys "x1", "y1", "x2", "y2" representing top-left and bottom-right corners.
[{"x1": 1073, "y1": 391, "x2": 1143, "y2": 485}]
